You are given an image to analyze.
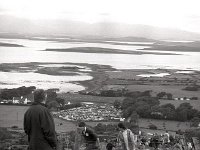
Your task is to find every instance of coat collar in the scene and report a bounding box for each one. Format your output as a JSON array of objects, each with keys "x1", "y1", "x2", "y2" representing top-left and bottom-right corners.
[
  {"x1": 32, "y1": 102, "x2": 47, "y2": 107},
  {"x1": 82, "y1": 127, "x2": 87, "y2": 135}
]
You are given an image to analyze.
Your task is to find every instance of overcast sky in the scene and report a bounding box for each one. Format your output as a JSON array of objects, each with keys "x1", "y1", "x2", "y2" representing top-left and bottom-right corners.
[{"x1": 0, "y1": 0, "x2": 200, "y2": 33}]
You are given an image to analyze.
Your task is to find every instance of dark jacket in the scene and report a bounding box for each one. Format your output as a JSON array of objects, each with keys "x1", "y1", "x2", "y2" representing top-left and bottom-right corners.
[
  {"x1": 106, "y1": 143, "x2": 115, "y2": 150},
  {"x1": 82, "y1": 127, "x2": 99, "y2": 150},
  {"x1": 24, "y1": 102, "x2": 57, "y2": 150},
  {"x1": 82, "y1": 127, "x2": 97, "y2": 144}
]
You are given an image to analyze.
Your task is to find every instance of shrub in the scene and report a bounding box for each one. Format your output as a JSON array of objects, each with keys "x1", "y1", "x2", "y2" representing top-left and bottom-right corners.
[
  {"x1": 183, "y1": 86, "x2": 198, "y2": 91},
  {"x1": 148, "y1": 124, "x2": 157, "y2": 130},
  {"x1": 11, "y1": 125, "x2": 18, "y2": 129},
  {"x1": 0, "y1": 127, "x2": 12, "y2": 141},
  {"x1": 191, "y1": 97, "x2": 198, "y2": 100}
]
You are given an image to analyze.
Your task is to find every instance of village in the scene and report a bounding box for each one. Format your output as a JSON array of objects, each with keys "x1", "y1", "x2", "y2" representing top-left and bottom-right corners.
[
  {"x1": 0, "y1": 93, "x2": 33, "y2": 105},
  {"x1": 53, "y1": 103, "x2": 122, "y2": 121}
]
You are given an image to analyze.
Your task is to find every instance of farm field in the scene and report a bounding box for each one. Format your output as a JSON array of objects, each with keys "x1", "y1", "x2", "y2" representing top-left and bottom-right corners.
[
  {"x1": 0, "y1": 105, "x2": 192, "y2": 134},
  {"x1": 125, "y1": 84, "x2": 200, "y2": 98},
  {"x1": 105, "y1": 69, "x2": 200, "y2": 100},
  {"x1": 58, "y1": 93, "x2": 123, "y2": 104},
  {"x1": 139, "y1": 118, "x2": 191, "y2": 132},
  {"x1": 0, "y1": 105, "x2": 76, "y2": 133},
  {"x1": 159, "y1": 99, "x2": 200, "y2": 110},
  {"x1": 0, "y1": 105, "x2": 28, "y2": 128}
]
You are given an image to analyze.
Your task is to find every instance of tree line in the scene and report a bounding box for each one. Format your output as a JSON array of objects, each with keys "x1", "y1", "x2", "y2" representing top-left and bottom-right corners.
[
  {"x1": 113, "y1": 91, "x2": 200, "y2": 123},
  {"x1": 0, "y1": 86, "x2": 36, "y2": 100}
]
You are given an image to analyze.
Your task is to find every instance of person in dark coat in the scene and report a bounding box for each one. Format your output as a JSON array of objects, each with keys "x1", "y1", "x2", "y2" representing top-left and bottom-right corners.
[
  {"x1": 24, "y1": 89, "x2": 57, "y2": 150},
  {"x1": 76, "y1": 121, "x2": 100, "y2": 150},
  {"x1": 106, "y1": 139, "x2": 115, "y2": 150},
  {"x1": 151, "y1": 133, "x2": 160, "y2": 150}
]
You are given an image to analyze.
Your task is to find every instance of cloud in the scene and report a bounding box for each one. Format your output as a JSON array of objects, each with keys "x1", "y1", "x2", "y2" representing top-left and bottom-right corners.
[
  {"x1": 0, "y1": 7, "x2": 6, "y2": 13},
  {"x1": 187, "y1": 15, "x2": 200, "y2": 20},
  {"x1": 0, "y1": 0, "x2": 200, "y2": 33}
]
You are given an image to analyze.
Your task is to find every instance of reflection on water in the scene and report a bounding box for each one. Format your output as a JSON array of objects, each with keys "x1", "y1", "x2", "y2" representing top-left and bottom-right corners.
[
  {"x1": 0, "y1": 38, "x2": 200, "y2": 71},
  {"x1": 0, "y1": 38, "x2": 200, "y2": 92},
  {"x1": 38, "y1": 64, "x2": 92, "y2": 72},
  {"x1": 0, "y1": 71, "x2": 92, "y2": 92},
  {"x1": 162, "y1": 40, "x2": 194, "y2": 43},
  {"x1": 175, "y1": 71, "x2": 194, "y2": 74},
  {"x1": 105, "y1": 41, "x2": 154, "y2": 45},
  {"x1": 137, "y1": 73, "x2": 170, "y2": 77}
]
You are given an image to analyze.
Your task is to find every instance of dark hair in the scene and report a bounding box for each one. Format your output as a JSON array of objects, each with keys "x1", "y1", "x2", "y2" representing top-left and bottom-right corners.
[
  {"x1": 34, "y1": 89, "x2": 46, "y2": 103},
  {"x1": 78, "y1": 121, "x2": 86, "y2": 127},
  {"x1": 118, "y1": 122, "x2": 126, "y2": 130}
]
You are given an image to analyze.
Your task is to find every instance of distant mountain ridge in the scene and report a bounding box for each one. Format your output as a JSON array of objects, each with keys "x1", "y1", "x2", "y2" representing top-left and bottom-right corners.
[{"x1": 1, "y1": 15, "x2": 200, "y2": 41}]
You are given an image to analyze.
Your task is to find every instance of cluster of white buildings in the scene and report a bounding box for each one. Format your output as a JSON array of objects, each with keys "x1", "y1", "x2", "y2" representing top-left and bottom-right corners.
[
  {"x1": 174, "y1": 97, "x2": 191, "y2": 101},
  {"x1": 53, "y1": 103, "x2": 122, "y2": 121},
  {"x1": 0, "y1": 94, "x2": 33, "y2": 105}
]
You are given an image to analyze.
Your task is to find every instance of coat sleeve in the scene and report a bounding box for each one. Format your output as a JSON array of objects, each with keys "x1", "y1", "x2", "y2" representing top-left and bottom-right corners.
[
  {"x1": 23, "y1": 111, "x2": 28, "y2": 134},
  {"x1": 122, "y1": 131, "x2": 129, "y2": 150},
  {"x1": 23, "y1": 111, "x2": 30, "y2": 141},
  {"x1": 129, "y1": 129, "x2": 136, "y2": 143},
  {"x1": 40, "y1": 109, "x2": 57, "y2": 148}
]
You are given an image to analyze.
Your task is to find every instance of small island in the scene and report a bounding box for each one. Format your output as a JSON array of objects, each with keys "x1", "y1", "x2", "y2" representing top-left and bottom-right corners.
[
  {"x1": 0, "y1": 42, "x2": 24, "y2": 47},
  {"x1": 45, "y1": 47, "x2": 179, "y2": 55}
]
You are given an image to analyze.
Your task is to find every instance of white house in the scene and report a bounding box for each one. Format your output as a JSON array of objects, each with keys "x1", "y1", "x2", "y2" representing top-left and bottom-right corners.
[
  {"x1": 24, "y1": 98, "x2": 32, "y2": 104},
  {"x1": 12, "y1": 97, "x2": 21, "y2": 104},
  {"x1": 13, "y1": 99, "x2": 20, "y2": 104}
]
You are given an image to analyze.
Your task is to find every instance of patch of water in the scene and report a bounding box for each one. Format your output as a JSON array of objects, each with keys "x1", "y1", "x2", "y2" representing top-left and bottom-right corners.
[
  {"x1": 137, "y1": 73, "x2": 170, "y2": 77},
  {"x1": 175, "y1": 71, "x2": 194, "y2": 74},
  {"x1": 0, "y1": 71, "x2": 92, "y2": 92}
]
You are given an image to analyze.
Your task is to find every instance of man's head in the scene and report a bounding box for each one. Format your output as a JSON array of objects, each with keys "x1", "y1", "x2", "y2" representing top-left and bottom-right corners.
[
  {"x1": 78, "y1": 121, "x2": 86, "y2": 127},
  {"x1": 118, "y1": 122, "x2": 126, "y2": 131},
  {"x1": 107, "y1": 139, "x2": 111, "y2": 143},
  {"x1": 77, "y1": 121, "x2": 86, "y2": 132},
  {"x1": 33, "y1": 89, "x2": 47, "y2": 103}
]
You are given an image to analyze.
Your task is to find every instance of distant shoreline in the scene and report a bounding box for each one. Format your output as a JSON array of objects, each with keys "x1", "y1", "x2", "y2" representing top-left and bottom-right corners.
[
  {"x1": 0, "y1": 62, "x2": 200, "y2": 102},
  {"x1": 44, "y1": 47, "x2": 179, "y2": 55},
  {"x1": 0, "y1": 62, "x2": 116, "y2": 93}
]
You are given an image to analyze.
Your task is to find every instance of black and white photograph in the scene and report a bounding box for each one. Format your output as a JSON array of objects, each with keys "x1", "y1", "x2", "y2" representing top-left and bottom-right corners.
[{"x1": 0, "y1": 0, "x2": 200, "y2": 149}]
